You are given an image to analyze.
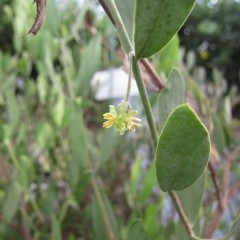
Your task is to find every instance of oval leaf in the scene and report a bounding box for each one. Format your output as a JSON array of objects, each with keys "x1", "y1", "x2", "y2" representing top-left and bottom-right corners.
[
  {"x1": 155, "y1": 104, "x2": 210, "y2": 191},
  {"x1": 134, "y1": 0, "x2": 196, "y2": 58}
]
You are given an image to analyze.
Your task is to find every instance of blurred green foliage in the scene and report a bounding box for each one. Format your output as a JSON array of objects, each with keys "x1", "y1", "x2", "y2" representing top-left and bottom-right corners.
[
  {"x1": 0, "y1": 0, "x2": 239, "y2": 239},
  {"x1": 180, "y1": 0, "x2": 240, "y2": 89}
]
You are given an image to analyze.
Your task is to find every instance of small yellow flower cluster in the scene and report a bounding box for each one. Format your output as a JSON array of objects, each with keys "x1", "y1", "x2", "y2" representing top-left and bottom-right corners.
[{"x1": 103, "y1": 101, "x2": 142, "y2": 135}]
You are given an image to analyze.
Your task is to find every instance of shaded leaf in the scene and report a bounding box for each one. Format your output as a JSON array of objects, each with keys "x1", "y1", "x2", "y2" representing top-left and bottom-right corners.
[
  {"x1": 134, "y1": 0, "x2": 196, "y2": 58},
  {"x1": 155, "y1": 104, "x2": 210, "y2": 191},
  {"x1": 51, "y1": 215, "x2": 62, "y2": 240},
  {"x1": 97, "y1": 129, "x2": 120, "y2": 170},
  {"x1": 92, "y1": 192, "x2": 120, "y2": 240},
  {"x1": 3, "y1": 182, "x2": 21, "y2": 222},
  {"x1": 115, "y1": 0, "x2": 136, "y2": 41},
  {"x1": 156, "y1": 35, "x2": 180, "y2": 75},
  {"x1": 76, "y1": 36, "x2": 101, "y2": 96},
  {"x1": 139, "y1": 163, "x2": 157, "y2": 203},
  {"x1": 158, "y1": 68, "x2": 185, "y2": 133},
  {"x1": 176, "y1": 173, "x2": 205, "y2": 224}
]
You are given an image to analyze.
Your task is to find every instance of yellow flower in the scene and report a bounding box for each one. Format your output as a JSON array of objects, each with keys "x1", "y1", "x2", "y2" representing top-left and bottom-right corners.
[
  {"x1": 102, "y1": 101, "x2": 142, "y2": 134},
  {"x1": 103, "y1": 105, "x2": 117, "y2": 129}
]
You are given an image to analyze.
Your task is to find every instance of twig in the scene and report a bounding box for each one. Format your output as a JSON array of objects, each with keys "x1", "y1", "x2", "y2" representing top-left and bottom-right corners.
[
  {"x1": 228, "y1": 180, "x2": 240, "y2": 200},
  {"x1": 207, "y1": 161, "x2": 223, "y2": 209},
  {"x1": 140, "y1": 59, "x2": 165, "y2": 90},
  {"x1": 204, "y1": 146, "x2": 240, "y2": 238},
  {"x1": 169, "y1": 191, "x2": 194, "y2": 237}
]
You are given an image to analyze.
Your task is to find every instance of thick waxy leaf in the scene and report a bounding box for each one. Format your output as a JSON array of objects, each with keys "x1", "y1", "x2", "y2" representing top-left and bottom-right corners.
[
  {"x1": 158, "y1": 68, "x2": 184, "y2": 132},
  {"x1": 134, "y1": 0, "x2": 196, "y2": 58},
  {"x1": 155, "y1": 104, "x2": 210, "y2": 191}
]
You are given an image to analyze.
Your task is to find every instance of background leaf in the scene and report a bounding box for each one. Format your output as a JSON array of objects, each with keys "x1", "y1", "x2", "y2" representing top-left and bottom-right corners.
[
  {"x1": 134, "y1": 0, "x2": 196, "y2": 58},
  {"x1": 76, "y1": 36, "x2": 101, "y2": 96},
  {"x1": 3, "y1": 182, "x2": 21, "y2": 222},
  {"x1": 176, "y1": 173, "x2": 205, "y2": 224},
  {"x1": 92, "y1": 191, "x2": 120, "y2": 240},
  {"x1": 158, "y1": 68, "x2": 185, "y2": 132},
  {"x1": 50, "y1": 215, "x2": 62, "y2": 240},
  {"x1": 155, "y1": 104, "x2": 210, "y2": 191},
  {"x1": 115, "y1": 0, "x2": 135, "y2": 41},
  {"x1": 126, "y1": 219, "x2": 147, "y2": 240}
]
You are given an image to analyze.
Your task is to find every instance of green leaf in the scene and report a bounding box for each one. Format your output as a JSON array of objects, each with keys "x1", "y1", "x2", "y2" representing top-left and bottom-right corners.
[
  {"x1": 127, "y1": 156, "x2": 142, "y2": 205},
  {"x1": 92, "y1": 192, "x2": 120, "y2": 240},
  {"x1": 18, "y1": 155, "x2": 35, "y2": 188},
  {"x1": 126, "y1": 219, "x2": 147, "y2": 240},
  {"x1": 156, "y1": 35, "x2": 180, "y2": 75},
  {"x1": 3, "y1": 182, "x2": 21, "y2": 222},
  {"x1": 67, "y1": 104, "x2": 88, "y2": 185},
  {"x1": 158, "y1": 68, "x2": 185, "y2": 133},
  {"x1": 76, "y1": 36, "x2": 101, "y2": 96},
  {"x1": 0, "y1": 117, "x2": 4, "y2": 142},
  {"x1": 115, "y1": 0, "x2": 136, "y2": 41},
  {"x1": 134, "y1": 0, "x2": 196, "y2": 58},
  {"x1": 97, "y1": 129, "x2": 120, "y2": 170},
  {"x1": 155, "y1": 104, "x2": 210, "y2": 191},
  {"x1": 176, "y1": 173, "x2": 205, "y2": 224},
  {"x1": 6, "y1": 91, "x2": 20, "y2": 138},
  {"x1": 139, "y1": 163, "x2": 157, "y2": 203},
  {"x1": 36, "y1": 122, "x2": 55, "y2": 150},
  {"x1": 45, "y1": 0, "x2": 60, "y2": 36},
  {"x1": 52, "y1": 96, "x2": 65, "y2": 128},
  {"x1": 144, "y1": 204, "x2": 162, "y2": 238},
  {"x1": 212, "y1": 114, "x2": 226, "y2": 155},
  {"x1": 51, "y1": 215, "x2": 62, "y2": 240}
]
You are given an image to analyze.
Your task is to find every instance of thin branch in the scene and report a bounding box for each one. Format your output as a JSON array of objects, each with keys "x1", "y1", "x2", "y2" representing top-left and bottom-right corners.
[
  {"x1": 204, "y1": 145, "x2": 239, "y2": 238},
  {"x1": 169, "y1": 191, "x2": 194, "y2": 237},
  {"x1": 207, "y1": 161, "x2": 223, "y2": 209},
  {"x1": 140, "y1": 59, "x2": 165, "y2": 90},
  {"x1": 228, "y1": 180, "x2": 240, "y2": 200}
]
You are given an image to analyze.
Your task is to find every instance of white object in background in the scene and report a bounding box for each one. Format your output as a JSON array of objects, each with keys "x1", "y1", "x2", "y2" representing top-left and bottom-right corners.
[{"x1": 91, "y1": 67, "x2": 139, "y2": 101}]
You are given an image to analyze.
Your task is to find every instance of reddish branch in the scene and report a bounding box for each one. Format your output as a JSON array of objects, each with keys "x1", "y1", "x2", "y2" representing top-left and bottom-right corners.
[
  {"x1": 204, "y1": 146, "x2": 240, "y2": 238},
  {"x1": 208, "y1": 161, "x2": 223, "y2": 209},
  {"x1": 140, "y1": 59, "x2": 165, "y2": 90}
]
